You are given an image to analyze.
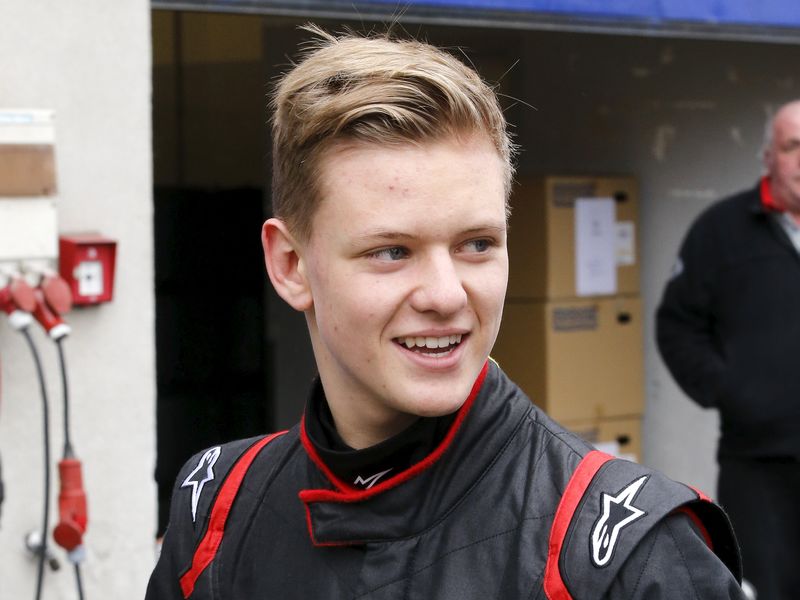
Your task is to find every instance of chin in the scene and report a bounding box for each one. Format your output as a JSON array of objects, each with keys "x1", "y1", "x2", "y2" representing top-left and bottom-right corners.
[{"x1": 400, "y1": 386, "x2": 472, "y2": 418}]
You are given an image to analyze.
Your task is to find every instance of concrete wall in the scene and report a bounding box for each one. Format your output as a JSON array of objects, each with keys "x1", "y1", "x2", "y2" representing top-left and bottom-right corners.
[{"x1": 0, "y1": 1, "x2": 155, "y2": 598}]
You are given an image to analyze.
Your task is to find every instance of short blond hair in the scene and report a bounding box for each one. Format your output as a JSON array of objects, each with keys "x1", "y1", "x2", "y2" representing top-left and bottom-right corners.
[{"x1": 270, "y1": 26, "x2": 515, "y2": 242}]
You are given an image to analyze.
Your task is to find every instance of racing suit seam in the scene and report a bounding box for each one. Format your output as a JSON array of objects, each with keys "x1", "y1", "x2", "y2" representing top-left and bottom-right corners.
[
  {"x1": 401, "y1": 539, "x2": 420, "y2": 600},
  {"x1": 354, "y1": 514, "x2": 555, "y2": 598},
  {"x1": 528, "y1": 412, "x2": 591, "y2": 463},
  {"x1": 526, "y1": 566, "x2": 546, "y2": 600},
  {"x1": 665, "y1": 516, "x2": 701, "y2": 599},
  {"x1": 414, "y1": 514, "x2": 556, "y2": 574},
  {"x1": 628, "y1": 515, "x2": 660, "y2": 598},
  {"x1": 403, "y1": 404, "x2": 534, "y2": 541}
]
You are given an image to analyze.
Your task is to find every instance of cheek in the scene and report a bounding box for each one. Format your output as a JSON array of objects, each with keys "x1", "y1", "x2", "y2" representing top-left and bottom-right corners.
[{"x1": 471, "y1": 272, "x2": 507, "y2": 317}]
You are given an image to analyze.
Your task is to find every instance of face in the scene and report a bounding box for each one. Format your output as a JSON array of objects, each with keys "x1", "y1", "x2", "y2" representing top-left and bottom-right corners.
[
  {"x1": 300, "y1": 135, "x2": 508, "y2": 448},
  {"x1": 766, "y1": 101, "x2": 800, "y2": 214}
]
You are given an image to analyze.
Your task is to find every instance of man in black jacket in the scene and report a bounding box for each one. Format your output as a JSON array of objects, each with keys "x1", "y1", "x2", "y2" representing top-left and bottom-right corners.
[
  {"x1": 148, "y1": 27, "x2": 744, "y2": 599},
  {"x1": 657, "y1": 99, "x2": 800, "y2": 600}
]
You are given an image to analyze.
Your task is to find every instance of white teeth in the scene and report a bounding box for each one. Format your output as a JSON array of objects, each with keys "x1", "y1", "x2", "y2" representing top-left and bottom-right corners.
[{"x1": 398, "y1": 334, "x2": 463, "y2": 348}]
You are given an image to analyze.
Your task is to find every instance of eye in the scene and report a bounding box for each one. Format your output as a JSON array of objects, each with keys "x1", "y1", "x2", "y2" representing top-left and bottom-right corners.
[
  {"x1": 460, "y1": 238, "x2": 493, "y2": 253},
  {"x1": 371, "y1": 246, "x2": 409, "y2": 261},
  {"x1": 783, "y1": 140, "x2": 800, "y2": 153}
]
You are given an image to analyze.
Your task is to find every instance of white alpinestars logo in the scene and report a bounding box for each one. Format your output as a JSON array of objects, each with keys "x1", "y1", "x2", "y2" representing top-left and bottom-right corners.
[
  {"x1": 590, "y1": 475, "x2": 649, "y2": 567},
  {"x1": 353, "y1": 468, "x2": 393, "y2": 489},
  {"x1": 181, "y1": 447, "x2": 221, "y2": 522}
]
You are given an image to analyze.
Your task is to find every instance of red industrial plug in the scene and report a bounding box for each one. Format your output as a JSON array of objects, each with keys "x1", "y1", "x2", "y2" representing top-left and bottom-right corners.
[
  {"x1": 0, "y1": 277, "x2": 36, "y2": 330},
  {"x1": 32, "y1": 275, "x2": 73, "y2": 340},
  {"x1": 52, "y1": 458, "x2": 88, "y2": 559},
  {"x1": 40, "y1": 274, "x2": 73, "y2": 315}
]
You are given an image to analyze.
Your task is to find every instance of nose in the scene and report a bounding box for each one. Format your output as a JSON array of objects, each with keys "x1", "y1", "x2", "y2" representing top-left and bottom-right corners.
[{"x1": 408, "y1": 249, "x2": 468, "y2": 316}]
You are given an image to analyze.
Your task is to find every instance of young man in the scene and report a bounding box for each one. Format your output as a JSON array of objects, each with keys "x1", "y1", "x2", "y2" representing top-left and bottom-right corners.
[
  {"x1": 657, "y1": 99, "x2": 800, "y2": 599},
  {"x1": 147, "y1": 28, "x2": 744, "y2": 599}
]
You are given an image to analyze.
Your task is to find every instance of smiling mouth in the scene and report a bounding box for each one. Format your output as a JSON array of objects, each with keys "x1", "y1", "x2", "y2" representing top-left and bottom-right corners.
[{"x1": 394, "y1": 334, "x2": 464, "y2": 357}]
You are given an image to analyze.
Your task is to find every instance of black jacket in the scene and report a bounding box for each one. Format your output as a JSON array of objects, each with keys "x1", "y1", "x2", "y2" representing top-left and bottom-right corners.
[
  {"x1": 146, "y1": 362, "x2": 742, "y2": 599},
  {"x1": 656, "y1": 182, "x2": 800, "y2": 458}
]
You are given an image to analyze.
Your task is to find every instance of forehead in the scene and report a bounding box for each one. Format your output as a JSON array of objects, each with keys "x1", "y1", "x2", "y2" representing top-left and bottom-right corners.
[
  {"x1": 310, "y1": 136, "x2": 507, "y2": 235},
  {"x1": 773, "y1": 103, "x2": 800, "y2": 140}
]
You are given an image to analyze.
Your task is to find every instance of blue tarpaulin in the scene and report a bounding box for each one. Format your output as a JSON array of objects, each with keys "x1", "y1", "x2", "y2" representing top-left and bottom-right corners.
[
  {"x1": 360, "y1": 0, "x2": 800, "y2": 28},
  {"x1": 155, "y1": 0, "x2": 800, "y2": 39}
]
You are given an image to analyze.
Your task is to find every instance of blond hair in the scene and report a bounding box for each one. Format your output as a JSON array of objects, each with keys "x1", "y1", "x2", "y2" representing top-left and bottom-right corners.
[{"x1": 270, "y1": 26, "x2": 515, "y2": 242}]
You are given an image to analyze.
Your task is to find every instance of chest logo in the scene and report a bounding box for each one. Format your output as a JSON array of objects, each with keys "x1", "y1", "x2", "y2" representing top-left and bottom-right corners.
[
  {"x1": 590, "y1": 475, "x2": 648, "y2": 567},
  {"x1": 354, "y1": 468, "x2": 393, "y2": 489},
  {"x1": 181, "y1": 446, "x2": 221, "y2": 522}
]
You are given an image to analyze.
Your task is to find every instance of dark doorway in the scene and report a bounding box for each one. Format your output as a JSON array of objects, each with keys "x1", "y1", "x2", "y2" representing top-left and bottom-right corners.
[
  {"x1": 153, "y1": 186, "x2": 269, "y2": 535},
  {"x1": 151, "y1": 11, "x2": 276, "y2": 537}
]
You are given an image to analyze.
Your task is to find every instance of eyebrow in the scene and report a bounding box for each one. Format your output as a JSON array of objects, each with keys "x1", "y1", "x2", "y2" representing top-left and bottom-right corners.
[{"x1": 353, "y1": 224, "x2": 507, "y2": 244}]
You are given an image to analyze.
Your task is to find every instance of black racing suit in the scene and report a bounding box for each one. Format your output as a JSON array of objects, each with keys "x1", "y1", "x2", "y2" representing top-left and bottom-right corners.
[{"x1": 147, "y1": 361, "x2": 743, "y2": 599}]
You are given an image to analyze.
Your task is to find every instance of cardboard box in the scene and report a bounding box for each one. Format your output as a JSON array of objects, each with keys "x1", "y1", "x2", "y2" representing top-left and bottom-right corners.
[
  {"x1": 507, "y1": 176, "x2": 639, "y2": 300},
  {"x1": 0, "y1": 145, "x2": 56, "y2": 196},
  {"x1": 492, "y1": 296, "x2": 644, "y2": 422},
  {"x1": 561, "y1": 416, "x2": 642, "y2": 463},
  {"x1": 0, "y1": 110, "x2": 57, "y2": 196}
]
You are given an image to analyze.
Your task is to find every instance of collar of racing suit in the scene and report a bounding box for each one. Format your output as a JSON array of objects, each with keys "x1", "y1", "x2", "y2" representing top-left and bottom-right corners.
[
  {"x1": 302, "y1": 377, "x2": 458, "y2": 491},
  {"x1": 298, "y1": 360, "x2": 533, "y2": 546}
]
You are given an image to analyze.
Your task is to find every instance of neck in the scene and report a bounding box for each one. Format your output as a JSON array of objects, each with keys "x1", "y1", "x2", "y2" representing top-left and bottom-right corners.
[{"x1": 326, "y1": 398, "x2": 418, "y2": 450}]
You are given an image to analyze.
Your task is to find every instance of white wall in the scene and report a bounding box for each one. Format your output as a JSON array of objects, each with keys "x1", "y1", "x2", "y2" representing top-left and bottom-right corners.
[{"x1": 0, "y1": 1, "x2": 156, "y2": 598}]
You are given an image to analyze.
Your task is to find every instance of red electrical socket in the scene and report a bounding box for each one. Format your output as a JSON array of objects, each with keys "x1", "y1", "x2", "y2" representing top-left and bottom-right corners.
[{"x1": 52, "y1": 458, "x2": 88, "y2": 553}]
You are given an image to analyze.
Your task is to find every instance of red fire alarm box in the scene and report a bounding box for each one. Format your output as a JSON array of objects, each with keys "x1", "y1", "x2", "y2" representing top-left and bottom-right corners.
[{"x1": 59, "y1": 234, "x2": 117, "y2": 305}]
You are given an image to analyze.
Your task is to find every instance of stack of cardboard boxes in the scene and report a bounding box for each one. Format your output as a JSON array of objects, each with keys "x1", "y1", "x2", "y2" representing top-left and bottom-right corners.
[{"x1": 493, "y1": 176, "x2": 643, "y2": 461}]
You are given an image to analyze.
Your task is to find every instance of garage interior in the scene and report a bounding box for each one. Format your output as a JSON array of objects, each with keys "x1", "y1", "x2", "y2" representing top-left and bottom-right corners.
[{"x1": 150, "y1": 7, "x2": 800, "y2": 534}]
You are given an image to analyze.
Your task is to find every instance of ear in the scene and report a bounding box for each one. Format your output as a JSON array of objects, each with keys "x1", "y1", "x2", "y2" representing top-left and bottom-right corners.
[{"x1": 262, "y1": 218, "x2": 313, "y2": 311}]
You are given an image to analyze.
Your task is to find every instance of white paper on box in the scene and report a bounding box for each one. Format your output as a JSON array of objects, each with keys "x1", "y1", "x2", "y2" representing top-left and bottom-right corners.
[
  {"x1": 594, "y1": 440, "x2": 621, "y2": 457},
  {"x1": 575, "y1": 197, "x2": 617, "y2": 296},
  {"x1": 616, "y1": 221, "x2": 636, "y2": 266}
]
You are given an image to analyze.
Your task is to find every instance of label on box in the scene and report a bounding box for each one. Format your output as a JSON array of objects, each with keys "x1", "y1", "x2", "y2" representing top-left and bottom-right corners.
[
  {"x1": 616, "y1": 221, "x2": 636, "y2": 266},
  {"x1": 552, "y1": 182, "x2": 596, "y2": 208},
  {"x1": 575, "y1": 198, "x2": 617, "y2": 296},
  {"x1": 552, "y1": 305, "x2": 598, "y2": 332}
]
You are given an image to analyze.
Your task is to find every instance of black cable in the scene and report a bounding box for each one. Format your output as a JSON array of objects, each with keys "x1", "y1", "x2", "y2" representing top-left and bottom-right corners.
[
  {"x1": 56, "y1": 338, "x2": 86, "y2": 600},
  {"x1": 56, "y1": 339, "x2": 74, "y2": 458},
  {"x1": 22, "y1": 328, "x2": 50, "y2": 600},
  {"x1": 75, "y1": 563, "x2": 85, "y2": 600}
]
